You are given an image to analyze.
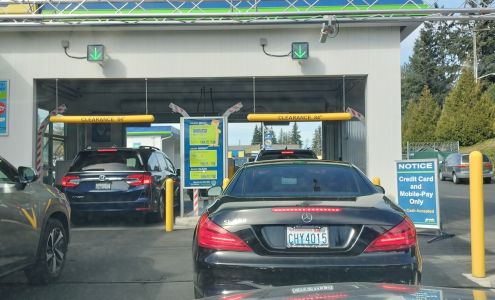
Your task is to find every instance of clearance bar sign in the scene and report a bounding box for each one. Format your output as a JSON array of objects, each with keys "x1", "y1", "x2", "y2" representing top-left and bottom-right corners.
[
  {"x1": 50, "y1": 115, "x2": 155, "y2": 124},
  {"x1": 247, "y1": 113, "x2": 351, "y2": 122}
]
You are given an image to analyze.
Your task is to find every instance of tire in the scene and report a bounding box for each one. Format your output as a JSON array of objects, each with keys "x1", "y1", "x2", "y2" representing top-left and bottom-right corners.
[
  {"x1": 439, "y1": 171, "x2": 445, "y2": 181},
  {"x1": 453, "y1": 173, "x2": 460, "y2": 184},
  {"x1": 484, "y1": 178, "x2": 492, "y2": 184},
  {"x1": 25, "y1": 218, "x2": 68, "y2": 285},
  {"x1": 147, "y1": 192, "x2": 165, "y2": 223}
]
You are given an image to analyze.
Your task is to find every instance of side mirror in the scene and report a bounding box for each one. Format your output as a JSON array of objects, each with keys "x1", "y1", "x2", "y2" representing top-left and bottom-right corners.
[
  {"x1": 18, "y1": 167, "x2": 38, "y2": 183},
  {"x1": 375, "y1": 185, "x2": 385, "y2": 194},
  {"x1": 208, "y1": 186, "x2": 222, "y2": 197},
  {"x1": 176, "y1": 168, "x2": 181, "y2": 177},
  {"x1": 248, "y1": 157, "x2": 255, "y2": 162}
]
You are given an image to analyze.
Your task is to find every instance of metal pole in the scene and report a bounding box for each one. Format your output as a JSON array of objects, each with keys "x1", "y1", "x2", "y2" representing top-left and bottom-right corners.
[
  {"x1": 469, "y1": 151, "x2": 485, "y2": 278},
  {"x1": 193, "y1": 189, "x2": 199, "y2": 216},
  {"x1": 473, "y1": 30, "x2": 478, "y2": 82}
]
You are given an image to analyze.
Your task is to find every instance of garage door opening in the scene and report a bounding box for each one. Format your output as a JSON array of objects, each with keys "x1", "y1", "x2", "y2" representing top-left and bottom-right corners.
[{"x1": 35, "y1": 76, "x2": 366, "y2": 184}]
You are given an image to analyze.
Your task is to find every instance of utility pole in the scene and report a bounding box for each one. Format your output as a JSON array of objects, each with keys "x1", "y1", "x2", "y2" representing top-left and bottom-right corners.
[{"x1": 473, "y1": 29, "x2": 478, "y2": 81}]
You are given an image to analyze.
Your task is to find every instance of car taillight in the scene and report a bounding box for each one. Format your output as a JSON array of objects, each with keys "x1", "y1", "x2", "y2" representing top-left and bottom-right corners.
[
  {"x1": 126, "y1": 174, "x2": 152, "y2": 187},
  {"x1": 486, "y1": 162, "x2": 492, "y2": 169},
  {"x1": 457, "y1": 164, "x2": 469, "y2": 169},
  {"x1": 61, "y1": 175, "x2": 80, "y2": 187},
  {"x1": 197, "y1": 214, "x2": 252, "y2": 252},
  {"x1": 364, "y1": 218, "x2": 416, "y2": 253}
]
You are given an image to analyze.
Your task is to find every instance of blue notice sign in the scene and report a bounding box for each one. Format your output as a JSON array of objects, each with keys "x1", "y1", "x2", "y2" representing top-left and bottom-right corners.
[
  {"x1": 181, "y1": 117, "x2": 226, "y2": 189},
  {"x1": 396, "y1": 159, "x2": 440, "y2": 229},
  {"x1": 0, "y1": 80, "x2": 8, "y2": 136}
]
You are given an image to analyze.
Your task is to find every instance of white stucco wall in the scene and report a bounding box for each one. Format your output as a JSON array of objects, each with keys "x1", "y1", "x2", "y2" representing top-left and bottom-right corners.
[{"x1": 0, "y1": 26, "x2": 401, "y2": 196}]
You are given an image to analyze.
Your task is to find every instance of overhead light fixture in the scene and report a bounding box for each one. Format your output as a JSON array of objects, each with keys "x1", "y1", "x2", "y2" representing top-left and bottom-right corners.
[{"x1": 320, "y1": 15, "x2": 337, "y2": 43}]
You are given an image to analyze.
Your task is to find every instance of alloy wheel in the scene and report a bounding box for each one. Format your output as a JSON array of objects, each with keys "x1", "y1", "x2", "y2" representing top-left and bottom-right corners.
[{"x1": 46, "y1": 228, "x2": 65, "y2": 274}]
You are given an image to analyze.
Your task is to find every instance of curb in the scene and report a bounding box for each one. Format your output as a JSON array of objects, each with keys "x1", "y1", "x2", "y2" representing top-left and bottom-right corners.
[{"x1": 175, "y1": 216, "x2": 200, "y2": 229}]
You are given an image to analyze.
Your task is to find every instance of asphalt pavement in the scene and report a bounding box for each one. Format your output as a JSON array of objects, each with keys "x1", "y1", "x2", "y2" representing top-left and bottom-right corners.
[{"x1": 0, "y1": 181, "x2": 494, "y2": 299}]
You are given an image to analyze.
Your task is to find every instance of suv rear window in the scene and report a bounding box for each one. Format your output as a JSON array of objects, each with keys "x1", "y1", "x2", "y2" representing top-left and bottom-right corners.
[
  {"x1": 69, "y1": 150, "x2": 143, "y2": 172},
  {"x1": 257, "y1": 150, "x2": 317, "y2": 161},
  {"x1": 226, "y1": 163, "x2": 376, "y2": 198},
  {"x1": 461, "y1": 154, "x2": 489, "y2": 163}
]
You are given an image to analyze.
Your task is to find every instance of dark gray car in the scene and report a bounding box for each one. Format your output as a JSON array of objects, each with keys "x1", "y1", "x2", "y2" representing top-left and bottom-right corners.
[
  {"x1": 0, "y1": 155, "x2": 71, "y2": 284},
  {"x1": 439, "y1": 153, "x2": 493, "y2": 184}
]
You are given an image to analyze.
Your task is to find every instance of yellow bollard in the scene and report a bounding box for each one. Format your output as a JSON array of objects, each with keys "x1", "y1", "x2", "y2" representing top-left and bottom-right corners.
[
  {"x1": 470, "y1": 151, "x2": 486, "y2": 278},
  {"x1": 165, "y1": 178, "x2": 174, "y2": 232},
  {"x1": 473, "y1": 290, "x2": 487, "y2": 300},
  {"x1": 371, "y1": 177, "x2": 381, "y2": 186},
  {"x1": 223, "y1": 178, "x2": 230, "y2": 190}
]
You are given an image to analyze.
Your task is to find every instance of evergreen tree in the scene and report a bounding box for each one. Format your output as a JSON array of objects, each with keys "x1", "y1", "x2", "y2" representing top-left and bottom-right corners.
[
  {"x1": 290, "y1": 123, "x2": 303, "y2": 146},
  {"x1": 402, "y1": 86, "x2": 440, "y2": 143},
  {"x1": 278, "y1": 128, "x2": 284, "y2": 144},
  {"x1": 402, "y1": 22, "x2": 456, "y2": 107},
  {"x1": 436, "y1": 69, "x2": 494, "y2": 146},
  {"x1": 311, "y1": 125, "x2": 322, "y2": 156},
  {"x1": 251, "y1": 124, "x2": 262, "y2": 145},
  {"x1": 265, "y1": 126, "x2": 277, "y2": 144}
]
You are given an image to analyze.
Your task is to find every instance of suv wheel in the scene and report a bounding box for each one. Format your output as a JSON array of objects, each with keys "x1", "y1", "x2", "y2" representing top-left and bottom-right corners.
[
  {"x1": 147, "y1": 192, "x2": 165, "y2": 223},
  {"x1": 25, "y1": 218, "x2": 68, "y2": 284},
  {"x1": 439, "y1": 171, "x2": 445, "y2": 181},
  {"x1": 484, "y1": 177, "x2": 492, "y2": 184}
]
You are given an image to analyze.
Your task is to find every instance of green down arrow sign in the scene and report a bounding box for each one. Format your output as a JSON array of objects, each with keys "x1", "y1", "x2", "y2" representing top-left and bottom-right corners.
[
  {"x1": 291, "y1": 42, "x2": 309, "y2": 60},
  {"x1": 87, "y1": 45, "x2": 105, "y2": 62}
]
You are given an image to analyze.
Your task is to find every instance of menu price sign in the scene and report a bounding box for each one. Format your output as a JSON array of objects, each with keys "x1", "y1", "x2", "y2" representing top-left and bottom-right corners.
[
  {"x1": 182, "y1": 117, "x2": 226, "y2": 189},
  {"x1": 0, "y1": 80, "x2": 8, "y2": 136},
  {"x1": 396, "y1": 159, "x2": 441, "y2": 229}
]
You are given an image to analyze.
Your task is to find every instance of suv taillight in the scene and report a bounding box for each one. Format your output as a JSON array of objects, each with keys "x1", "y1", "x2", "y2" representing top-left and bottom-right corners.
[
  {"x1": 126, "y1": 174, "x2": 152, "y2": 187},
  {"x1": 364, "y1": 218, "x2": 416, "y2": 253},
  {"x1": 197, "y1": 214, "x2": 252, "y2": 252},
  {"x1": 61, "y1": 175, "x2": 80, "y2": 187}
]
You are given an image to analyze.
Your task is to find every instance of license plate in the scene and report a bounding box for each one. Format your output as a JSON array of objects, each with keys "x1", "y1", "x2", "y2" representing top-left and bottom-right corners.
[
  {"x1": 95, "y1": 182, "x2": 111, "y2": 190},
  {"x1": 286, "y1": 227, "x2": 329, "y2": 248}
]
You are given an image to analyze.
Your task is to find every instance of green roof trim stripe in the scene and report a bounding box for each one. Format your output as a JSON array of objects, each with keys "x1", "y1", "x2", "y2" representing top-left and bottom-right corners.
[{"x1": 41, "y1": 4, "x2": 429, "y2": 15}]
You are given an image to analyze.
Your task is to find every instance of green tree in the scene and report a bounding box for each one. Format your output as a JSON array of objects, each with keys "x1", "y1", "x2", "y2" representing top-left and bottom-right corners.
[
  {"x1": 402, "y1": 86, "x2": 440, "y2": 143},
  {"x1": 251, "y1": 124, "x2": 262, "y2": 145},
  {"x1": 402, "y1": 22, "x2": 455, "y2": 107},
  {"x1": 264, "y1": 126, "x2": 277, "y2": 144},
  {"x1": 436, "y1": 69, "x2": 494, "y2": 146},
  {"x1": 311, "y1": 125, "x2": 322, "y2": 156},
  {"x1": 290, "y1": 122, "x2": 302, "y2": 146}
]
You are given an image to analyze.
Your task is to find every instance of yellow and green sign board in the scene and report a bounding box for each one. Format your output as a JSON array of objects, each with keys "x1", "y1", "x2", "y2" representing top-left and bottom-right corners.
[{"x1": 182, "y1": 117, "x2": 226, "y2": 189}]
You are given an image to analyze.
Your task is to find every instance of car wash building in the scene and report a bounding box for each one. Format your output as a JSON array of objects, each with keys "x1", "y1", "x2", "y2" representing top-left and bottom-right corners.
[{"x1": 0, "y1": 0, "x2": 490, "y2": 196}]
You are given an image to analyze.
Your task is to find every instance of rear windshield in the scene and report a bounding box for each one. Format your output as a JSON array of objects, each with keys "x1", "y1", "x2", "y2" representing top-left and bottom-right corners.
[
  {"x1": 461, "y1": 154, "x2": 489, "y2": 163},
  {"x1": 257, "y1": 151, "x2": 317, "y2": 161},
  {"x1": 226, "y1": 163, "x2": 377, "y2": 198},
  {"x1": 69, "y1": 150, "x2": 143, "y2": 172}
]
